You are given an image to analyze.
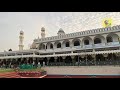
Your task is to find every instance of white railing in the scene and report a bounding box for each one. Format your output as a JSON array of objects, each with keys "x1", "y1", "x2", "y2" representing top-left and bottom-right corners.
[
  {"x1": 107, "y1": 42, "x2": 119, "y2": 45},
  {"x1": 74, "y1": 46, "x2": 81, "y2": 49},
  {"x1": 83, "y1": 45, "x2": 92, "y2": 48}
]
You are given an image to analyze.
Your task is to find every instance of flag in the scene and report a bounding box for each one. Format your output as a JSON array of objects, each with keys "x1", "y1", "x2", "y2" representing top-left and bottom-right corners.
[{"x1": 102, "y1": 18, "x2": 113, "y2": 28}]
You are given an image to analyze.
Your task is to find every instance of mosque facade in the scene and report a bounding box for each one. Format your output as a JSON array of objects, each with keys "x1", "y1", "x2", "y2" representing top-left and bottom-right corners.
[{"x1": 0, "y1": 25, "x2": 120, "y2": 67}]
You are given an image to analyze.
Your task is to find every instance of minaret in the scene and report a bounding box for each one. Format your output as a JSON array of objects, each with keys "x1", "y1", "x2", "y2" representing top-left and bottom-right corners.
[
  {"x1": 41, "y1": 27, "x2": 45, "y2": 38},
  {"x1": 19, "y1": 30, "x2": 24, "y2": 51}
]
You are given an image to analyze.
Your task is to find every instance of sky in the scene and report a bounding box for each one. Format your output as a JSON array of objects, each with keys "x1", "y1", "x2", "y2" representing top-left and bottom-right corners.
[{"x1": 0, "y1": 12, "x2": 120, "y2": 52}]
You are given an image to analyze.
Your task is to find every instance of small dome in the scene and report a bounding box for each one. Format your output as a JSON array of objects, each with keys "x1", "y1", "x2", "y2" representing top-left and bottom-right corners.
[
  {"x1": 58, "y1": 28, "x2": 64, "y2": 33},
  {"x1": 20, "y1": 30, "x2": 24, "y2": 35},
  {"x1": 41, "y1": 27, "x2": 45, "y2": 31}
]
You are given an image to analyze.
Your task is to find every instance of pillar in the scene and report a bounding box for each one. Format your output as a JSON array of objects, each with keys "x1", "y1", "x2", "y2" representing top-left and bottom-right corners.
[
  {"x1": 51, "y1": 42, "x2": 55, "y2": 49},
  {"x1": 54, "y1": 57, "x2": 57, "y2": 65},
  {"x1": 102, "y1": 34, "x2": 108, "y2": 46},
  {"x1": 79, "y1": 38, "x2": 83, "y2": 48},
  {"x1": 91, "y1": 54, "x2": 96, "y2": 65},
  {"x1": 26, "y1": 58, "x2": 29, "y2": 64},
  {"x1": 60, "y1": 41, "x2": 63, "y2": 49},
  {"x1": 44, "y1": 43, "x2": 47, "y2": 50},
  {"x1": 71, "y1": 56, "x2": 75, "y2": 64},
  {"x1": 69, "y1": 39, "x2": 73, "y2": 48},
  {"x1": 62, "y1": 56, "x2": 66, "y2": 63},
  {"x1": 47, "y1": 57, "x2": 50, "y2": 65}
]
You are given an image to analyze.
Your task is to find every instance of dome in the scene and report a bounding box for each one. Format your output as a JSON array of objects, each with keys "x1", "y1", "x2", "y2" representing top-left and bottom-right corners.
[
  {"x1": 57, "y1": 28, "x2": 65, "y2": 36},
  {"x1": 20, "y1": 30, "x2": 24, "y2": 35},
  {"x1": 41, "y1": 27, "x2": 45, "y2": 31},
  {"x1": 58, "y1": 28, "x2": 64, "y2": 33}
]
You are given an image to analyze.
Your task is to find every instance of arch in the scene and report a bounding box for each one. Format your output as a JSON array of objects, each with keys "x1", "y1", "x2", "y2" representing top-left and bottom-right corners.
[
  {"x1": 50, "y1": 43, "x2": 53, "y2": 49},
  {"x1": 57, "y1": 43, "x2": 61, "y2": 48},
  {"x1": 94, "y1": 35, "x2": 105, "y2": 44},
  {"x1": 84, "y1": 40, "x2": 89, "y2": 45},
  {"x1": 66, "y1": 42, "x2": 70, "y2": 47},
  {"x1": 72, "y1": 38, "x2": 80, "y2": 46},
  {"x1": 74, "y1": 41, "x2": 80, "y2": 46},
  {"x1": 54, "y1": 41, "x2": 61, "y2": 48},
  {"x1": 106, "y1": 33, "x2": 119, "y2": 42},
  {"x1": 62, "y1": 39, "x2": 70, "y2": 48},
  {"x1": 106, "y1": 36, "x2": 113, "y2": 43},
  {"x1": 94, "y1": 38, "x2": 101, "y2": 44},
  {"x1": 46, "y1": 42, "x2": 53, "y2": 49},
  {"x1": 82, "y1": 36, "x2": 92, "y2": 45},
  {"x1": 39, "y1": 43, "x2": 45, "y2": 50}
]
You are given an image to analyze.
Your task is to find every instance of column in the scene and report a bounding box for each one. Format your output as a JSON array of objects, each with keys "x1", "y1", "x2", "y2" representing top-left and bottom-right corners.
[
  {"x1": 90, "y1": 36, "x2": 96, "y2": 64},
  {"x1": 69, "y1": 39, "x2": 73, "y2": 53},
  {"x1": 33, "y1": 57, "x2": 35, "y2": 63},
  {"x1": 62, "y1": 56, "x2": 66, "y2": 63},
  {"x1": 51, "y1": 42, "x2": 55, "y2": 49},
  {"x1": 69, "y1": 39, "x2": 73, "y2": 48},
  {"x1": 26, "y1": 58, "x2": 29, "y2": 64},
  {"x1": 91, "y1": 54, "x2": 96, "y2": 65},
  {"x1": 54, "y1": 57, "x2": 57, "y2": 65},
  {"x1": 79, "y1": 38, "x2": 83, "y2": 48},
  {"x1": 47, "y1": 57, "x2": 50, "y2": 66},
  {"x1": 21, "y1": 58, "x2": 23, "y2": 64},
  {"x1": 60, "y1": 41, "x2": 63, "y2": 49},
  {"x1": 71, "y1": 56, "x2": 75, "y2": 65},
  {"x1": 44, "y1": 43, "x2": 47, "y2": 50},
  {"x1": 102, "y1": 34, "x2": 108, "y2": 46}
]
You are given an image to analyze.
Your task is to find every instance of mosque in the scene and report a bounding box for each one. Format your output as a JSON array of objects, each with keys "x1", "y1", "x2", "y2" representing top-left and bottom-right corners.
[{"x1": 0, "y1": 23, "x2": 120, "y2": 73}]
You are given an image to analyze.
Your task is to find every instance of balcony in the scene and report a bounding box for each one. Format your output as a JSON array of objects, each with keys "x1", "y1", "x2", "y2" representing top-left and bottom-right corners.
[{"x1": 38, "y1": 42, "x2": 120, "y2": 53}]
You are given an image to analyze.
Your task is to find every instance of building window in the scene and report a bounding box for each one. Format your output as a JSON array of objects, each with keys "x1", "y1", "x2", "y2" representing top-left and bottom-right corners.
[
  {"x1": 107, "y1": 36, "x2": 113, "y2": 43},
  {"x1": 66, "y1": 42, "x2": 70, "y2": 47},
  {"x1": 50, "y1": 44, "x2": 53, "y2": 49},
  {"x1": 94, "y1": 38, "x2": 101, "y2": 44},
  {"x1": 84, "y1": 39, "x2": 89, "y2": 45},
  {"x1": 57, "y1": 43, "x2": 61, "y2": 48},
  {"x1": 74, "y1": 41, "x2": 80, "y2": 46},
  {"x1": 39, "y1": 44, "x2": 45, "y2": 50}
]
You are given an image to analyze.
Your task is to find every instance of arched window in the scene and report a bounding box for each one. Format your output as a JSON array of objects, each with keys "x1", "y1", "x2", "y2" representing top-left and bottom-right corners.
[
  {"x1": 57, "y1": 43, "x2": 61, "y2": 48},
  {"x1": 65, "y1": 42, "x2": 69, "y2": 47},
  {"x1": 50, "y1": 44, "x2": 53, "y2": 49},
  {"x1": 43, "y1": 44, "x2": 45, "y2": 49},
  {"x1": 39, "y1": 44, "x2": 45, "y2": 50},
  {"x1": 107, "y1": 36, "x2": 113, "y2": 43},
  {"x1": 94, "y1": 38, "x2": 101, "y2": 44},
  {"x1": 84, "y1": 39, "x2": 89, "y2": 45},
  {"x1": 74, "y1": 41, "x2": 80, "y2": 46}
]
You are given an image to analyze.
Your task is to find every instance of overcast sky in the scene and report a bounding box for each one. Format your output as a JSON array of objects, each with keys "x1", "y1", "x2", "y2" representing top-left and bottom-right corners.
[{"x1": 0, "y1": 12, "x2": 120, "y2": 52}]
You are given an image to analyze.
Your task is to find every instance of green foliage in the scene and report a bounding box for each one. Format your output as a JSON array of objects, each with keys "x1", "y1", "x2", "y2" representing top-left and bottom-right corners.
[
  {"x1": 0, "y1": 68, "x2": 14, "y2": 73},
  {"x1": 19, "y1": 64, "x2": 34, "y2": 69}
]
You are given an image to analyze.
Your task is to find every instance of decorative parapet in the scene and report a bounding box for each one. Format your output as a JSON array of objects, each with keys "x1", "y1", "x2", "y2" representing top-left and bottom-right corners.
[{"x1": 32, "y1": 25, "x2": 120, "y2": 43}]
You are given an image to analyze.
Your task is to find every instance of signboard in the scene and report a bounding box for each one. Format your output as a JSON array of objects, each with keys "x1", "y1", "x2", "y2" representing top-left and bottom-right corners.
[{"x1": 102, "y1": 18, "x2": 112, "y2": 28}]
